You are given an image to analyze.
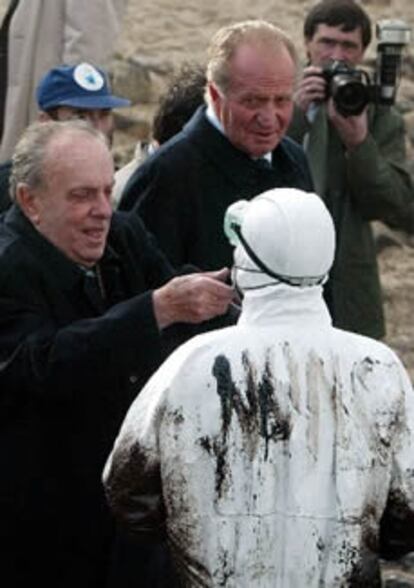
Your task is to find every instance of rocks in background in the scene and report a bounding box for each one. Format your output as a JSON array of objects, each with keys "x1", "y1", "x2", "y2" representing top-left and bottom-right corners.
[
  {"x1": 110, "y1": 54, "x2": 173, "y2": 104},
  {"x1": 109, "y1": 54, "x2": 174, "y2": 164},
  {"x1": 373, "y1": 221, "x2": 405, "y2": 253}
]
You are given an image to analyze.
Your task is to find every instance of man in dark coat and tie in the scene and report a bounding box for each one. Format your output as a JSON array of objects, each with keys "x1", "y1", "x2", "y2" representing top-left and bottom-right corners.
[{"x1": 119, "y1": 19, "x2": 313, "y2": 270}]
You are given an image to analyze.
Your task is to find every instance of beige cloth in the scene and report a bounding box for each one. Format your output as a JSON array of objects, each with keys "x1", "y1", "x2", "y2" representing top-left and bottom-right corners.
[
  {"x1": 112, "y1": 141, "x2": 148, "y2": 208},
  {"x1": 0, "y1": 0, "x2": 127, "y2": 162}
]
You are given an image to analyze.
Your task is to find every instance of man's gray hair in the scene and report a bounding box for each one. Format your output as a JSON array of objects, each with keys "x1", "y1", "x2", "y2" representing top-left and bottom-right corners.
[
  {"x1": 9, "y1": 119, "x2": 108, "y2": 201},
  {"x1": 206, "y1": 19, "x2": 299, "y2": 96}
]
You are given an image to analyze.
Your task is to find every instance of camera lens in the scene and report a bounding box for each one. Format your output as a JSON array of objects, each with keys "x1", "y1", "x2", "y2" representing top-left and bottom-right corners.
[{"x1": 331, "y1": 77, "x2": 370, "y2": 116}]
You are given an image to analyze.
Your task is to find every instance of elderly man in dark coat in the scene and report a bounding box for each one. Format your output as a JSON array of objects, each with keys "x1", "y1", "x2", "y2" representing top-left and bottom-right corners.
[
  {"x1": 119, "y1": 20, "x2": 313, "y2": 270},
  {"x1": 0, "y1": 119, "x2": 234, "y2": 587}
]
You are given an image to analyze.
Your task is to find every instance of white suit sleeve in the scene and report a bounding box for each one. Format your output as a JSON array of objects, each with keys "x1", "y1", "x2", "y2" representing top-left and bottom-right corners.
[
  {"x1": 103, "y1": 375, "x2": 166, "y2": 538},
  {"x1": 380, "y1": 365, "x2": 414, "y2": 559}
]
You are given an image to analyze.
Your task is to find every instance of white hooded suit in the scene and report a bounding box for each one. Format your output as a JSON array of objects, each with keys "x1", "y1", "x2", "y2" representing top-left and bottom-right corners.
[{"x1": 104, "y1": 189, "x2": 414, "y2": 587}]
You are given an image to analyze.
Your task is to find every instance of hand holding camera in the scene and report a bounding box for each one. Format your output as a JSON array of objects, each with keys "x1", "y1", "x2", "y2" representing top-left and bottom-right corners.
[
  {"x1": 295, "y1": 62, "x2": 369, "y2": 151},
  {"x1": 295, "y1": 65, "x2": 326, "y2": 113},
  {"x1": 326, "y1": 95, "x2": 368, "y2": 150},
  {"x1": 299, "y1": 19, "x2": 411, "y2": 119}
]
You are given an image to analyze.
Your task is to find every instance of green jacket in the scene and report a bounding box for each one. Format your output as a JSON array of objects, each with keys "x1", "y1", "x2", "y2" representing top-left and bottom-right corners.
[{"x1": 288, "y1": 103, "x2": 414, "y2": 339}]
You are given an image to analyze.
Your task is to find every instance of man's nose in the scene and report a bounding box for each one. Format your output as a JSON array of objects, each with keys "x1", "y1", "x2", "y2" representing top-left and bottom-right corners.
[
  {"x1": 257, "y1": 102, "x2": 277, "y2": 126},
  {"x1": 93, "y1": 192, "x2": 113, "y2": 217},
  {"x1": 331, "y1": 43, "x2": 347, "y2": 62},
  {"x1": 85, "y1": 112, "x2": 110, "y2": 132},
  {"x1": 94, "y1": 118, "x2": 110, "y2": 134}
]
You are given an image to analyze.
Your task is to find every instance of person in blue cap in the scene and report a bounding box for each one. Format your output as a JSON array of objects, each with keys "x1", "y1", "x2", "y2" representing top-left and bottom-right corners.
[
  {"x1": 0, "y1": 0, "x2": 128, "y2": 161},
  {"x1": 36, "y1": 62, "x2": 130, "y2": 143},
  {"x1": 0, "y1": 62, "x2": 130, "y2": 212}
]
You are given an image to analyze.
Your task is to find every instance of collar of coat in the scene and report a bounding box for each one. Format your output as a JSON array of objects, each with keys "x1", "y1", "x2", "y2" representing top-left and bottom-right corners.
[
  {"x1": 180, "y1": 106, "x2": 308, "y2": 189},
  {"x1": 3, "y1": 204, "x2": 120, "y2": 292}
]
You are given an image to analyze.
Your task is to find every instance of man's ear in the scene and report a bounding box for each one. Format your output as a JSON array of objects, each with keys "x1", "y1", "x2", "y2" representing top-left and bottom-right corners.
[
  {"x1": 15, "y1": 183, "x2": 41, "y2": 225},
  {"x1": 207, "y1": 81, "x2": 220, "y2": 105}
]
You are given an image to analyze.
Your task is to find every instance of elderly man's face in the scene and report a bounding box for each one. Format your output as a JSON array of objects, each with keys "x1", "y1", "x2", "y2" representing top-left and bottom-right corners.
[
  {"x1": 23, "y1": 132, "x2": 114, "y2": 267},
  {"x1": 209, "y1": 42, "x2": 296, "y2": 158}
]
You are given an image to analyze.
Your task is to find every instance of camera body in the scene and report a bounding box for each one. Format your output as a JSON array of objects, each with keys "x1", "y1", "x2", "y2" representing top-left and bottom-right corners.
[
  {"x1": 321, "y1": 60, "x2": 371, "y2": 117},
  {"x1": 320, "y1": 19, "x2": 411, "y2": 117}
]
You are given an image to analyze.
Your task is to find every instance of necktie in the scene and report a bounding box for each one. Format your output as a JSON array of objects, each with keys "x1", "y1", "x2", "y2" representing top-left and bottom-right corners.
[
  {"x1": 255, "y1": 157, "x2": 272, "y2": 170},
  {"x1": 83, "y1": 267, "x2": 106, "y2": 312}
]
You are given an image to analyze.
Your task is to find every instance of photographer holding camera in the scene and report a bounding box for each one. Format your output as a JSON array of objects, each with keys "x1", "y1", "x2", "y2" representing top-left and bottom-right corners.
[{"x1": 288, "y1": 0, "x2": 414, "y2": 340}]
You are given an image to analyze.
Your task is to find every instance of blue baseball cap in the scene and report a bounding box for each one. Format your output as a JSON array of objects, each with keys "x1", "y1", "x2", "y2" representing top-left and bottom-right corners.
[{"x1": 36, "y1": 62, "x2": 131, "y2": 111}]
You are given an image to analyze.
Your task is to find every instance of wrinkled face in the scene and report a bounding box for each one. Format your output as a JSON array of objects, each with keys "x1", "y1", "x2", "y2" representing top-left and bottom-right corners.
[
  {"x1": 53, "y1": 106, "x2": 114, "y2": 141},
  {"x1": 21, "y1": 132, "x2": 114, "y2": 267},
  {"x1": 209, "y1": 42, "x2": 296, "y2": 157},
  {"x1": 305, "y1": 24, "x2": 365, "y2": 67}
]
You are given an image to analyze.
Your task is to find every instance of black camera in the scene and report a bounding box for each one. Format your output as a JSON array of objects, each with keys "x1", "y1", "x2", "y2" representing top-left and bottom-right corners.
[
  {"x1": 320, "y1": 19, "x2": 411, "y2": 117},
  {"x1": 321, "y1": 60, "x2": 370, "y2": 117}
]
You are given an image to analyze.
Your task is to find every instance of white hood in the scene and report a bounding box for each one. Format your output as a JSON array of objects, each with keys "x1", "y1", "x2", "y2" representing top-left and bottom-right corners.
[{"x1": 225, "y1": 188, "x2": 335, "y2": 291}]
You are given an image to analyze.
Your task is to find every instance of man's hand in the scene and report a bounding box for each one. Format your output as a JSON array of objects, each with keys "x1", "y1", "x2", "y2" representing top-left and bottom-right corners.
[
  {"x1": 296, "y1": 65, "x2": 369, "y2": 150},
  {"x1": 295, "y1": 65, "x2": 326, "y2": 113},
  {"x1": 152, "y1": 268, "x2": 235, "y2": 329},
  {"x1": 327, "y1": 98, "x2": 368, "y2": 150}
]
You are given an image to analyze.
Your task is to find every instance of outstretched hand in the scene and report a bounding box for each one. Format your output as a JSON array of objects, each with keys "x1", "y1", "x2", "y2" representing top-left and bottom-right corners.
[{"x1": 152, "y1": 267, "x2": 235, "y2": 329}]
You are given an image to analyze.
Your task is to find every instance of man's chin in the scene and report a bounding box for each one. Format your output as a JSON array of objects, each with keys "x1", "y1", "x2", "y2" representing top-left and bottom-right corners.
[
  {"x1": 250, "y1": 138, "x2": 280, "y2": 157},
  {"x1": 79, "y1": 247, "x2": 105, "y2": 267}
]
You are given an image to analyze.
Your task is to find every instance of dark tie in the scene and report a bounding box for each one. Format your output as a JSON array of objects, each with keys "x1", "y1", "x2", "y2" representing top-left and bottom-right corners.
[
  {"x1": 83, "y1": 268, "x2": 106, "y2": 312},
  {"x1": 255, "y1": 157, "x2": 272, "y2": 170}
]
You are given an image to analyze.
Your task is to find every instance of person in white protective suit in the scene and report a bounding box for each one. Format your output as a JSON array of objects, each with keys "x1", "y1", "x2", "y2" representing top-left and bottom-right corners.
[{"x1": 103, "y1": 187, "x2": 414, "y2": 588}]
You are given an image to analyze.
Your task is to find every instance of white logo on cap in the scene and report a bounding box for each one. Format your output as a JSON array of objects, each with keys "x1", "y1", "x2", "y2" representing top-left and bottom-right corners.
[{"x1": 73, "y1": 62, "x2": 105, "y2": 92}]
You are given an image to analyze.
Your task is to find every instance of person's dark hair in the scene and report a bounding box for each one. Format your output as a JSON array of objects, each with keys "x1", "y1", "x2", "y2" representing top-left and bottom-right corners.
[
  {"x1": 152, "y1": 62, "x2": 206, "y2": 145},
  {"x1": 304, "y1": 0, "x2": 372, "y2": 49},
  {"x1": 44, "y1": 108, "x2": 61, "y2": 121}
]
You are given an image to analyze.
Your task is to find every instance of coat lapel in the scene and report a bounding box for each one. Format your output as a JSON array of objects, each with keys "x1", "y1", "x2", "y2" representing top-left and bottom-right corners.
[{"x1": 304, "y1": 105, "x2": 329, "y2": 196}]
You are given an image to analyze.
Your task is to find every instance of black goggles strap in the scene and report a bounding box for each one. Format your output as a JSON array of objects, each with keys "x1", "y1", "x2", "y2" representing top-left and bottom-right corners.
[{"x1": 231, "y1": 223, "x2": 325, "y2": 288}]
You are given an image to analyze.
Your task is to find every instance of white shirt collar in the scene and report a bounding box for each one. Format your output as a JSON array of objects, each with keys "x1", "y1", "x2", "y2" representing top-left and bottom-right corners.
[{"x1": 206, "y1": 103, "x2": 225, "y2": 135}]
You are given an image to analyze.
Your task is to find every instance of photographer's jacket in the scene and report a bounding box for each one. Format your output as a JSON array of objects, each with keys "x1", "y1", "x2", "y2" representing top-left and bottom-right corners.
[
  {"x1": 288, "y1": 103, "x2": 414, "y2": 339},
  {"x1": 104, "y1": 283, "x2": 414, "y2": 587}
]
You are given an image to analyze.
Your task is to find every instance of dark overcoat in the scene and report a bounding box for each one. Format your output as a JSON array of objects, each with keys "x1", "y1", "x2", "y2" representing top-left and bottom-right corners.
[
  {"x1": 0, "y1": 206, "x2": 182, "y2": 587},
  {"x1": 119, "y1": 106, "x2": 314, "y2": 270}
]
